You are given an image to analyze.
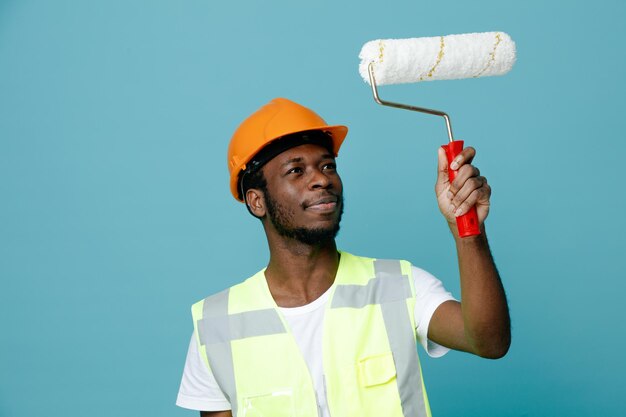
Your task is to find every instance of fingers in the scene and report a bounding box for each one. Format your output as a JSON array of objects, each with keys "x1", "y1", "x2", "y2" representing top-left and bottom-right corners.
[
  {"x1": 449, "y1": 146, "x2": 476, "y2": 170},
  {"x1": 437, "y1": 145, "x2": 491, "y2": 220},
  {"x1": 449, "y1": 177, "x2": 491, "y2": 216},
  {"x1": 449, "y1": 164, "x2": 480, "y2": 195},
  {"x1": 453, "y1": 188, "x2": 488, "y2": 217},
  {"x1": 447, "y1": 146, "x2": 482, "y2": 207}
]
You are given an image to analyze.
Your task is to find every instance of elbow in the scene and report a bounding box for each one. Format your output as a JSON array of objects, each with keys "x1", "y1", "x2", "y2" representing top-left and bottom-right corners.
[
  {"x1": 472, "y1": 329, "x2": 511, "y2": 359},
  {"x1": 476, "y1": 343, "x2": 510, "y2": 359},
  {"x1": 472, "y1": 331, "x2": 511, "y2": 359}
]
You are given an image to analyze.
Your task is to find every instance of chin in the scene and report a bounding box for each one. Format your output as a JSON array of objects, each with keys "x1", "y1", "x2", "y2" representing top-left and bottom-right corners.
[{"x1": 284, "y1": 223, "x2": 340, "y2": 245}]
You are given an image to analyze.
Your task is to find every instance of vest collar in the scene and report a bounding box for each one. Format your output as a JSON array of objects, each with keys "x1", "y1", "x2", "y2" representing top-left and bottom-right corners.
[{"x1": 252, "y1": 250, "x2": 354, "y2": 309}]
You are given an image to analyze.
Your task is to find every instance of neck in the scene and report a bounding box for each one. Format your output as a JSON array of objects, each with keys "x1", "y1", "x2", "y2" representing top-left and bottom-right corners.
[{"x1": 264, "y1": 235, "x2": 340, "y2": 308}]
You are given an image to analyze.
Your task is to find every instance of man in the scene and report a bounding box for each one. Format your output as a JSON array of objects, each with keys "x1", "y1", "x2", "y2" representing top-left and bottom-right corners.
[{"x1": 177, "y1": 98, "x2": 510, "y2": 417}]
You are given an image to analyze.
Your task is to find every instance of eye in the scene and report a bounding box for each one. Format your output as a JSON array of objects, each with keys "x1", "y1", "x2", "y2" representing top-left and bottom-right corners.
[
  {"x1": 322, "y1": 162, "x2": 337, "y2": 171},
  {"x1": 286, "y1": 167, "x2": 303, "y2": 175}
]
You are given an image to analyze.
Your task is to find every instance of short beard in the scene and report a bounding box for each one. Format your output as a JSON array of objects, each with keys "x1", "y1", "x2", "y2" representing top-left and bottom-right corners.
[{"x1": 264, "y1": 189, "x2": 344, "y2": 246}]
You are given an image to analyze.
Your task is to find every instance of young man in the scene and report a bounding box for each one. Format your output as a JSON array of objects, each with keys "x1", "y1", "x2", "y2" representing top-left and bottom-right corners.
[{"x1": 177, "y1": 98, "x2": 510, "y2": 417}]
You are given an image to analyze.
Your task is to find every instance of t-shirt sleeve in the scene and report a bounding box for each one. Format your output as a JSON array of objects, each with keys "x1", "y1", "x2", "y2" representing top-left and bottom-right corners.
[
  {"x1": 176, "y1": 332, "x2": 231, "y2": 411},
  {"x1": 412, "y1": 265, "x2": 457, "y2": 358}
]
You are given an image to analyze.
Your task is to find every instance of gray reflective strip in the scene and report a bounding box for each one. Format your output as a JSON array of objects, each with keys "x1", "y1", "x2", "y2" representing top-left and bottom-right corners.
[
  {"x1": 376, "y1": 260, "x2": 426, "y2": 417},
  {"x1": 331, "y1": 259, "x2": 427, "y2": 417},
  {"x1": 380, "y1": 299, "x2": 425, "y2": 417},
  {"x1": 197, "y1": 289, "x2": 238, "y2": 417},
  {"x1": 202, "y1": 288, "x2": 230, "y2": 317},
  {"x1": 330, "y1": 260, "x2": 411, "y2": 309},
  {"x1": 196, "y1": 289, "x2": 287, "y2": 417},
  {"x1": 199, "y1": 308, "x2": 286, "y2": 344}
]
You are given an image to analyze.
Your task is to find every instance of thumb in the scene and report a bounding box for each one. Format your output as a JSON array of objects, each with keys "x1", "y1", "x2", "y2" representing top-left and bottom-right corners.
[{"x1": 436, "y1": 147, "x2": 449, "y2": 186}]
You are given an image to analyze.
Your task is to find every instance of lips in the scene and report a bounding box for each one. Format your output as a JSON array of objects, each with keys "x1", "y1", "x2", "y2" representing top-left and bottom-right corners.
[{"x1": 305, "y1": 195, "x2": 339, "y2": 212}]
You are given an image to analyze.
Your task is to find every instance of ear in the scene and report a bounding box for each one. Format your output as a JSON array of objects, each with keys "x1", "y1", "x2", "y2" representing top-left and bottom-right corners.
[{"x1": 245, "y1": 188, "x2": 266, "y2": 218}]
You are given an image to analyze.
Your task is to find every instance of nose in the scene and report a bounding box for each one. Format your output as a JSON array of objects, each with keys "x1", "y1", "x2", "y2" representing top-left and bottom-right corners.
[{"x1": 308, "y1": 168, "x2": 332, "y2": 190}]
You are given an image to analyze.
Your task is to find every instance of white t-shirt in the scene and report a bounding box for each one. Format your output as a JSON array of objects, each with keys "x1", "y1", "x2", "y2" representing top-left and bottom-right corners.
[{"x1": 176, "y1": 265, "x2": 455, "y2": 413}]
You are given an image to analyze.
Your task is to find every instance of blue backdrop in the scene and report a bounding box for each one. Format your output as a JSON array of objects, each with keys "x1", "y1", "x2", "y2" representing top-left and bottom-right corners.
[{"x1": 1, "y1": 0, "x2": 624, "y2": 416}]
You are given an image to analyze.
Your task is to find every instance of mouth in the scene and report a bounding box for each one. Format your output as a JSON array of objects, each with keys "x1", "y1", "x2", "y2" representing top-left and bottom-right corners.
[{"x1": 305, "y1": 195, "x2": 339, "y2": 213}]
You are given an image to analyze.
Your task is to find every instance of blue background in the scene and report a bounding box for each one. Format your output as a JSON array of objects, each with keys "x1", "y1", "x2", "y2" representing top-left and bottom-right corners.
[{"x1": 1, "y1": 0, "x2": 624, "y2": 416}]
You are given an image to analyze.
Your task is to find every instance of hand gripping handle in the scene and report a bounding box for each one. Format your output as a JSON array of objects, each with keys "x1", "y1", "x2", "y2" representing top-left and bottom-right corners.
[{"x1": 441, "y1": 140, "x2": 481, "y2": 238}]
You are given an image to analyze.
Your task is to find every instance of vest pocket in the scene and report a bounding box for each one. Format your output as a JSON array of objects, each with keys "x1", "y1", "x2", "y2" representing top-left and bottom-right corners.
[
  {"x1": 358, "y1": 352, "x2": 397, "y2": 387},
  {"x1": 240, "y1": 389, "x2": 294, "y2": 417}
]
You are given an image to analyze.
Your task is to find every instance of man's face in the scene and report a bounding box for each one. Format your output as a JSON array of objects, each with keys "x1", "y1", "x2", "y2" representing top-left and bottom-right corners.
[{"x1": 260, "y1": 143, "x2": 343, "y2": 245}]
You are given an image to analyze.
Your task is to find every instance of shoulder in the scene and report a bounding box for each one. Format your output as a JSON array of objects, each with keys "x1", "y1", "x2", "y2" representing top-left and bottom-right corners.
[
  {"x1": 191, "y1": 269, "x2": 265, "y2": 311},
  {"x1": 340, "y1": 251, "x2": 414, "y2": 276},
  {"x1": 340, "y1": 250, "x2": 411, "y2": 266},
  {"x1": 338, "y1": 251, "x2": 415, "y2": 297},
  {"x1": 192, "y1": 268, "x2": 278, "y2": 323}
]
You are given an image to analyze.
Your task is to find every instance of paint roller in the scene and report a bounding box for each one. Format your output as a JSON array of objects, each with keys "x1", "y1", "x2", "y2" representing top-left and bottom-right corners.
[{"x1": 359, "y1": 31, "x2": 516, "y2": 237}]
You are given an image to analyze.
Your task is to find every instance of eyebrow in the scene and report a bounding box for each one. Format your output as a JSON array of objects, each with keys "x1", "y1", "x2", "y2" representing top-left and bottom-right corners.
[{"x1": 281, "y1": 157, "x2": 303, "y2": 167}]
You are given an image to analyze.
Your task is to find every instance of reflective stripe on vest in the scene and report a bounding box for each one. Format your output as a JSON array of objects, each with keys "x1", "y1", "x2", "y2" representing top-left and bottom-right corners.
[
  {"x1": 331, "y1": 259, "x2": 427, "y2": 417},
  {"x1": 193, "y1": 253, "x2": 430, "y2": 417},
  {"x1": 196, "y1": 289, "x2": 288, "y2": 417}
]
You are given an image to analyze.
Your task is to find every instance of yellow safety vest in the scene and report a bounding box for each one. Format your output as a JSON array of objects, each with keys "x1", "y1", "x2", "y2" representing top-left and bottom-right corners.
[{"x1": 191, "y1": 251, "x2": 432, "y2": 417}]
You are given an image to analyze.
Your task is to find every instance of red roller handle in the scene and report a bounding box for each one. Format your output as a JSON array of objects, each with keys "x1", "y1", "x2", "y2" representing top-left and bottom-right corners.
[{"x1": 441, "y1": 140, "x2": 481, "y2": 238}]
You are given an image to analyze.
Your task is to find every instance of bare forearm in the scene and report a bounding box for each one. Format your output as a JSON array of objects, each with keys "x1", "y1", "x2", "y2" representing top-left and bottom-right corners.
[
  {"x1": 451, "y1": 224, "x2": 510, "y2": 358},
  {"x1": 431, "y1": 145, "x2": 509, "y2": 357}
]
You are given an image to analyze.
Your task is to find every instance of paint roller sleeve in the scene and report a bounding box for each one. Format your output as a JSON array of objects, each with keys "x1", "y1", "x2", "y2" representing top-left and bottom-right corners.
[{"x1": 359, "y1": 32, "x2": 516, "y2": 86}]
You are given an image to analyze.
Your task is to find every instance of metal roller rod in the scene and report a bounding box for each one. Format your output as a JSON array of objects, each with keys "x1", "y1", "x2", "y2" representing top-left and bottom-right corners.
[{"x1": 367, "y1": 62, "x2": 455, "y2": 142}]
